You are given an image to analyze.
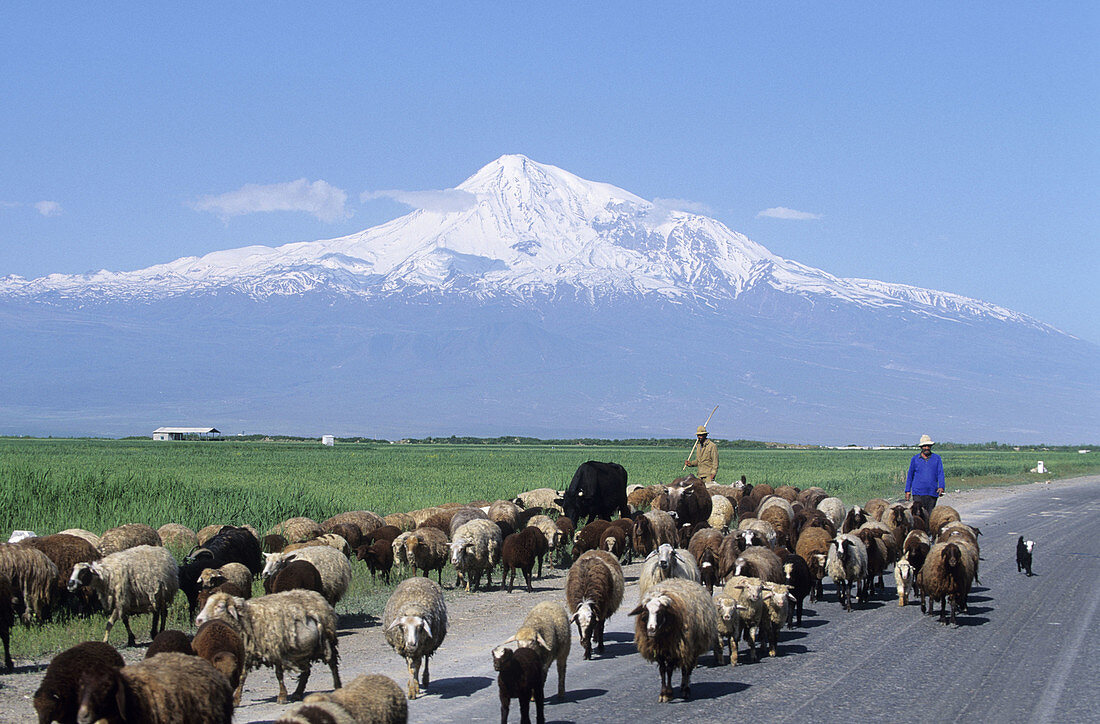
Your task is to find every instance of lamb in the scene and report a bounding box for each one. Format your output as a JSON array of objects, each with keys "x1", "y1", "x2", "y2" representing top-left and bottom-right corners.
[
  {"x1": 263, "y1": 558, "x2": 325, "y2": 598},
  {"x1": 928, "y1": 505, "x2": 961, "y2": 536},
  {"x1": 825, "y1": 534, "x2": 868, "y2": 612},
  {"x1": 502, "y1": 527, "x2": 547, "y2": 593},
  {"x1": 192, "y1": 618, "x2": 246, "y2": 704},
  {"x1": 793, "y1": 526, "x2": 832, "y2": 602},
  {"x1": 383, "y1": 577, "x2": 448, "y2": 699},
  {"x1": 759, "y1": 582, "x2": 795, "y2": 657},
  {"x1": 554, "y1": 516, "x2": 575, "y2": 545},
  {"x1": 525, "y1": 515, "x2": 564, "y2": 555},
  {"x1": 75, "y1": 651, "x2": 234, "y2": 724},
  {"x1": 146, "y1": 629, "x2": 194, "y2": 657},
  {"x1": 451, "y1": 518, "x2": 503, "y2": 591},
  {"x1": 196, "y1": 589, "x2": 341, "y2": 704},
  {"x1": 398, "y1": 528, "x2": 449, "y2": 586},
  {"x1": 629, "y1": 578, "x2": 721, "y2": 702},
  {"x1": 264, "y1": 544, "x2": 353, "y2": 605},
  {"x1": 782, "y1": 554, "x2": 812, "y2": 626},
  {"x1": 600, "y1": 524, "x2": 628, "y2": 561},
  {"x1": 631, "y1": 510, "x2": 678, "y2": 557},
  {"x1": 713, "y1": 594, "x2": 743, "y2": 666},
  {"x1": 894, "y1": 558, "x2": 917, "y2": 607},
  {"x1": 638, "y1": 544, "x2": 701, "y2": 599},
  {"x1": 301, "y1": 673, "x2": 409, "y2": 724},
  {"x1": 97, "y1": 523, "x2": 162, "y2": 557},
  {"x1": 355, "y1": 539, "x2": 395, "y2": 582},
  {"x1": 0, "y1": 543, "x2": 59, "y2": 623},
  {"x1": 68, "y1": 544, "x2": 179, "y2": 646},
  {"x1": 732, "y1": 545, "x2": 784, "y2": 584},
  {"x1": 570, "y1": 519, "x2": 611, "y2": 560},
  {"x1": 198, "y1": 582, "x2": 251, "y2": 612},
  {"x1": 493, "y1": 646, "x2": 546, "y2": 724},
  {"x1": 498, "y1": 600, "x2": 570, "y2": 700},
  {"x1": 917, "y1": 541, "x2": 978, "y2": 625},
  {"x1": 565, "y1": 550, "x2": 624, "y2": 659},
  {"x1": 1016, "y1": 536, "x2": 1035, "y2": 576},
  {"x1": 33, "y1": 641, "x2": 125, "y2": 724},
  {"x1": 197, "y1": 561, "x2": 253, "y2": 599}
]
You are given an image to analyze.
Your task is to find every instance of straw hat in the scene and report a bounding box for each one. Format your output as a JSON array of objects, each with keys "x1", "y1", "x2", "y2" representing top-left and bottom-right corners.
[
  {"x1": 696, "y1": 425, "x2": 708, "y2": 436},
  {"x1": 918, "y1": 434, "x2": 934, "y2": 447}
]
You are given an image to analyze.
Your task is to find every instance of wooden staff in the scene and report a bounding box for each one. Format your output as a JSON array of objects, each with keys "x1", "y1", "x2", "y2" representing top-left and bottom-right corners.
[{"x1": 682, "y1": 404, "x2": 719, "y2": 470}]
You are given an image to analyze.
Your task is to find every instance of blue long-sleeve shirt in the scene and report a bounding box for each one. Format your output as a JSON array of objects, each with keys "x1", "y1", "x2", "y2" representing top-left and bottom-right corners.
[{"x1": 906, "y1": 452, "x2": 945, "y2": 496}]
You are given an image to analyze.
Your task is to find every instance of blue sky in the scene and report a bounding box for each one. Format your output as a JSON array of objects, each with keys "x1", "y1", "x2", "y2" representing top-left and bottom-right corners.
[{"x1": 2, "y1": 3, "x2": 1097, "y2": 342}]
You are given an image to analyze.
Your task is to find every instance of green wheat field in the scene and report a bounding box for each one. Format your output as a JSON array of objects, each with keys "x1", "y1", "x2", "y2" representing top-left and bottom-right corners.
[{"x1": 1, "y1": 437, "x2": 1096, "y2": 658}]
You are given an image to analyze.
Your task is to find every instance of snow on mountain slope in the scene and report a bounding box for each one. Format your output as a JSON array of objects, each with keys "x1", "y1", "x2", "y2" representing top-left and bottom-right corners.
[{"x1": 0, "y1": 155, "x2": 1057, "y2": 333}]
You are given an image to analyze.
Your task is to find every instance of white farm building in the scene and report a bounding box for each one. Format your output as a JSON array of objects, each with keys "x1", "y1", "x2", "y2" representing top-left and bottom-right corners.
[{"x1": 152, "y1": 426, "x2": 221, "y2": 441}]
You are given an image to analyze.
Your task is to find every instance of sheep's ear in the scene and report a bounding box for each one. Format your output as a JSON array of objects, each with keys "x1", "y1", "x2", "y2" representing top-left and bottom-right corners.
[
  {"x1": 627, "y1": 605, "x2": 645, "y2": 617},
  {"x1": 535, "y1": 634, "x2": 550, "y2": 650},
  {"x1": 569, "y1": 612, "x2": 579, "y2": 623},
  {"x1": 386, "y1": 619, "x2": 403, "y2": 631},
  {"x1": 501, "y1": 634, "x2": 517, "y2": 644},
  {"x1": 420, "y1": 620, "x2": 433, "y2": 639}
]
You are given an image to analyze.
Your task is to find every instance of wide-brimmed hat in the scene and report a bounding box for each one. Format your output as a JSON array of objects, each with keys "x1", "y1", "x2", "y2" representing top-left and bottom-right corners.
[
  {"x1": 918, "y1": 434, "x2": 934, "y2": 447},
  {"x1": 696, "y1": 425, "x2": 708, "y2": 436}
]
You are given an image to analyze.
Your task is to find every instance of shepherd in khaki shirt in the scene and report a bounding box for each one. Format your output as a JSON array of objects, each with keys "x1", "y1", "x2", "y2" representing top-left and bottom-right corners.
[{"x1": 684, "y1": 425, "x2": 719, "y2": 482}]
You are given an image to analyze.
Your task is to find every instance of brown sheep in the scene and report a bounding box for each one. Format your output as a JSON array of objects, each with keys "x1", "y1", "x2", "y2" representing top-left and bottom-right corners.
[
  {"x1": 263, "y1": 559, "x2": 325, "y2": 597},
  {"x1": 97, "y1": 524, "x2": 162, "y2": 557},
  {"x1": 356, "y1": 540, "x2": 395, "y2": 583},
  {"x1": 19, "y1": 533, "x2": 100, "y2": 611},
  {"x1": 384, "y1": 512, "x2": 418, "y2": 532},
  {"x1": 494, "y1": 646, "x2": 546, "y2": 724},
  {"x1": 145, "y1": 629, "x2": 194, "y2": 658},
  {"x1": 418, "y1": 510, "x2": 459, "y2": 537},
  {"x1": 404, "y1": 528, "x2": 450, "y2": 585},
  {"x1": 34, "y1": 641, "x2": 125, "y2": 724},
  {"x1": 571, "y1": 520, "x2": 611, "y2": 561},
  {"x1": 565, "y1": 551, "x2": 624, "y2": 660},
  {"x1": 600, "y1": 525, "x2": 628, "y2": 561},
  {"x1": 192, "y1": 618, "x2": 246, "y2": 704},
  {"x1": 322, "y1": 511, "x2": 385, "y2": 540},
  {"x1": 0, "y1": 573, "x2": 11, "y2": 671},
  {"x1": 773, "y1": 485, "x2": 799, "y2": 502},
  {"x1": 687, "y1": 529, "x2": 724, "y2": 593},
  {"x1": 327, "y1": 522, "x2": 363, "y2": 551},
  {"x1": 262, "y1": 534, "x2": 288, "y2": 554},
  {"x1": 732, "y1": 546, "x2": 784, "y2": 584},
  {"x1": 796, "y1": 487, "x2": 829, "y2": 510},
  {"x1": 502, "y1": 528, "x2": 547, "y2": 593},
  {"x1": 863, "y1": 498, "x2": 889, "y2": 521},
  {"x1": 917, "y1": 541, "x2": 978, "y2": 625},
  {"x1": 605, "y1": 518, "x2": 636, "y2": 563},
  {"x1": 198, "y1": 582, "x2": 250, "y2": 613},
  {"x1": 758, "y1": 506, "x2": 792, "y2": 548},
  {"x1": 793, "y1": 527, "x2": 832, "y2": 602},
  {"x1": 928, "y1": 505, "x2": 961, "y2": 536},
  {"x1": 631, "y1": 510, "x2": 678, "y2": 557}
]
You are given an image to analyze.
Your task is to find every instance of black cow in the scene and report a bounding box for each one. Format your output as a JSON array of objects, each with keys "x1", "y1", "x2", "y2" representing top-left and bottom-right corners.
[{"x1": 560, "y1": 461, "x2": 629, "y2": 526}]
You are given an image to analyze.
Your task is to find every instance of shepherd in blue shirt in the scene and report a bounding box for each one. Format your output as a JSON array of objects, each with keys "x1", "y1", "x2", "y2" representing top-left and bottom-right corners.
[{"x1": 905, "y1": 433, "x2": 945, "y2": 523}]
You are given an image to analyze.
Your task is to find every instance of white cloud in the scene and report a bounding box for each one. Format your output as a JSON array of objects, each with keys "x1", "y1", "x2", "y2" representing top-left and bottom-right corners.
[
  {"x1": 193, "y1": 179, "x2": 350, "y2": 222},
  {"x1": 757, "y1": 206, "x2": 822, "y2": 221},
  {"x1": 644, "y1": 197, "x2": 713, "y2": 226},
  {"x1": 361, "y1": 188, "x2": 478, "y2": 213},
  {"x1": 34, "y1": 201, "x2": 63, "y2": 217}
]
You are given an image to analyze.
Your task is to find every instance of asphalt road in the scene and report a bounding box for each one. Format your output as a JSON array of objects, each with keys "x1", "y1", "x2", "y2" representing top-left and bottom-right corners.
[{"x1": 3, "y1": 476, "x2": 1097, "y2": 723}]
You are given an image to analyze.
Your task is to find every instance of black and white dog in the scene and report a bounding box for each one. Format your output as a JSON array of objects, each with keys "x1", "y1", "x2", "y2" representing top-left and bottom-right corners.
[{"x1": 1016, "y1": 536, "x2": 1035, "y2": 576}]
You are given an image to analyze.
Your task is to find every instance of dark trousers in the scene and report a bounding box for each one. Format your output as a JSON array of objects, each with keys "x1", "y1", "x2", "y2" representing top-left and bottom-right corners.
[{"x1": 912, "y1": 494, "x2": 938, "y2": 522}]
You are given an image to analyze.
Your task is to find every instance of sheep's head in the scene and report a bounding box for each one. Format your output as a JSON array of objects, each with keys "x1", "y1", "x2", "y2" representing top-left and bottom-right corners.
[
  {"x1": 491, "y1": 645, "x2": 514, "y2": 671},
  {"x1": 389, "y1": 615, "x2": 431, "y2": 651},
  {"x1": 570, "y1": 600, "x2": 599, "y2": 638},
  {"x1": 896, "y1": 559, "x2": 913, "y2": 583},
  {"x1": 714, "y1": 596, "x2": 743, "y2": 624},
  {"x1": 655, "y1": 544, "x2": 675, "y2": 571},
  {"x1": 1025, "y1": 540, "x2": 1035, "y2": 554},
  {"x1": 261, "y1": 552, "x2": 287, "y2": 579},
  {"x1": 449, "y1": 537, "x2": 472, "y2": 566},
  {"x1": 198, "y1": 569, "x2": 228, "y2": 588},
  {"x1": 629, "y1": 594, "x2": 673, "y2": 636},
  {"x1": 508, "y1": 626, "x2": 550, "y2": 653},
  {"x1": 67, "y1": 562, "x2": 101, "y2": 593},
  {"x1": 196, "y1": 591, "x2": 243, "y2": 628},
  {"x1": 76, "y1": 667, "x2": 122, "y2": 724}
]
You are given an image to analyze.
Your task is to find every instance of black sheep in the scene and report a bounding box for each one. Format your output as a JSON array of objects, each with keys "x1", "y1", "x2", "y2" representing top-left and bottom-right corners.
[
  {"x1": 1016, "y1": 536, "x2": 1034, "y2": 576},
  {"x1": 570, "y1": 519, "x2": 611, "y2": 561},
  {"x1": 502, "y1": 528, "x2": 546, "y2": 593},
  {"x1": 179, "y1": 526, "x2": 262, "y2": 617},
  {"x1": 782, "y1": 553, "x2": 813, "y2": 626},
  {"x1": 494, "y1": 646, "x2": 546, "y2": 724},
  {"x1": 263, "y1": 558, "x2": 325, "y2": 597}
]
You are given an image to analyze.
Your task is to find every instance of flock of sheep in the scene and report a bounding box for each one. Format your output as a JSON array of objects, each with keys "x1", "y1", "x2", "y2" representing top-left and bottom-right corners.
[{"x1": 0, "y1": 474, "x2": 986, "y2": 723}]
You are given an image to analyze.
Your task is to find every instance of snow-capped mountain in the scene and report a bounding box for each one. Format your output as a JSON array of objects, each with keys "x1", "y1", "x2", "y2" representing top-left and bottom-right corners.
[
  {"x1": 1, "y1": 155, "x2": 1095, "y2": 442},
  {"x1": 0, "y1": 155, "x2": 1056, "y2": 333}
]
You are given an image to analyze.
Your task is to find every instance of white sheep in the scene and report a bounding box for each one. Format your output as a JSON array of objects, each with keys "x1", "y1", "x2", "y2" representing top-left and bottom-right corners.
[
  {"x1": 196, "y1": 589, "x2": 341, "y2": 705},
  {"x1": 67, "y1": 545, "x2": 178, "y2": 646},
  {"x1": 638, "y1": 544, "x2": 701, "y2": 599},
  {"x1": 707, "y1": 494, "x2": 735, "y2": 530},
  {"x1": 450, "y1": 519, "x2": 502, "y2": 591},
  {"x1": 825, "y1": 533, "x2": 868, "y2": 612},
  {"x1": 262, "y1": 544, "x2": 351, "y2": 605},
  {"x1": 383, "y1": 577, "x2": 448, "y2": 700},
  {"x1": 816, "y1": 497, "x2": 846, "y2": 530},
  {"x1": 721, "y1": 575, "x2": 765, "y2": 664},
  {"x1": 497, "y1": 600, "x2": 571, "y2": 700},
  {"x1": 513, "y1": 488, "x2": 565, "y2": 515}
]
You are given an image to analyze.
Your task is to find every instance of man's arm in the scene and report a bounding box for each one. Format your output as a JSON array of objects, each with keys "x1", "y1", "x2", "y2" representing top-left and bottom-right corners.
[{"x1": 935, "y1": 455, "x2": 945, "y2": 496}]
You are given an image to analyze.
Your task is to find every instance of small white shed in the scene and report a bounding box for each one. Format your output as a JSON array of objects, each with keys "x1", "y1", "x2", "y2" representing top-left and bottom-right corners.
[{"x1": 322, "y1": 435, "x2": 335, "y2": 446}]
